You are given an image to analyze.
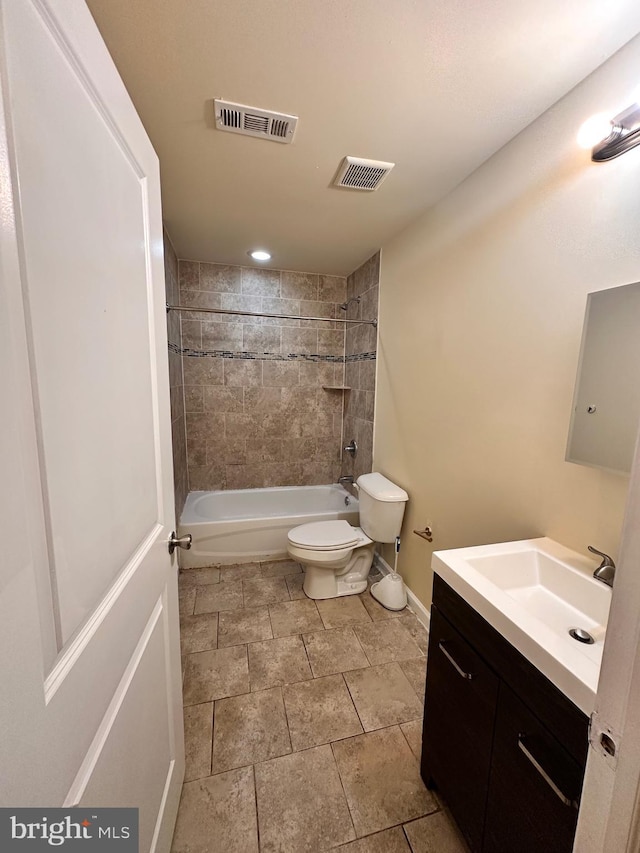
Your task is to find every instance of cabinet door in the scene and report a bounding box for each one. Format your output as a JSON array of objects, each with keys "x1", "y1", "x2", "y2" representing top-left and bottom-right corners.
[
  {"x1": 421, "y1": 605, "x2": 499, "y2": 853},
  {"x1": 484, "y1": 683, "x2": 582, "y2": 853}
]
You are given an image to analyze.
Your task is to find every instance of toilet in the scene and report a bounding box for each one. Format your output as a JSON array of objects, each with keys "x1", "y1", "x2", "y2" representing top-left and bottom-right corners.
[{"x1": 287, "y1": 473, "x2": 408, "y2": 599}]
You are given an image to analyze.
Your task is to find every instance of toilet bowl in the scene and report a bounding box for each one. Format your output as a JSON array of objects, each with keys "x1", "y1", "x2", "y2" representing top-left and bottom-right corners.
[
  {"x1": 287, "y1": 520, "x2": 375, "y2": 599},
  {"x1": 287, "y1": 473, "x2": 408, "y2": 600}
]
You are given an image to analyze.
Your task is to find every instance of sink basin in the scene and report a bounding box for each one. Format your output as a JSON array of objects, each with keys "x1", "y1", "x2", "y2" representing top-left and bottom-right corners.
[{"x1": 432, "y1": 538, "x2": 612, "y2": 714}]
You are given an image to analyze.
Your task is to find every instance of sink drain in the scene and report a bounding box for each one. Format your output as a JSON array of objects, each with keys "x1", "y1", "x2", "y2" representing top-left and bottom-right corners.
[{"x1": 569, "y1": 628, "x2": 595, "y2": 644}]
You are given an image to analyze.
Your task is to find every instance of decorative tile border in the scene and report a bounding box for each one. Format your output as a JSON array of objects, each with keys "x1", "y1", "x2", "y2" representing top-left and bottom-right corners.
[{"x1": 168, "y1": 342, "x2": 376, "y2": 363}]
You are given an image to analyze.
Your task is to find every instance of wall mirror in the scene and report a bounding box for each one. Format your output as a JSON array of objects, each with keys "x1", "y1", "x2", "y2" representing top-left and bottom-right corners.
[{"x1": 566, "y1": 281, "x2": 640, "y2": 474}]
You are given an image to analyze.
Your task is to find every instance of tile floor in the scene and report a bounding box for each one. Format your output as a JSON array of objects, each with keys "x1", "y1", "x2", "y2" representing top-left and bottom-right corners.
[{"x1": 173, "y1": 560, "x2": 469, "y2": 853}]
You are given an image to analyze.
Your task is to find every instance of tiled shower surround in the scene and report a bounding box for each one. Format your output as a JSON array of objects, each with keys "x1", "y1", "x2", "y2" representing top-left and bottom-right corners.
[
  {"x1": 165, "y1": 249, "x2": 379, "y2": 497},
  {"x1": 164, "y1": 231, "x2": 188, "y2": 512},
  {"x1": 342, "y1": 252, "x2": 380, "y2": 481}
]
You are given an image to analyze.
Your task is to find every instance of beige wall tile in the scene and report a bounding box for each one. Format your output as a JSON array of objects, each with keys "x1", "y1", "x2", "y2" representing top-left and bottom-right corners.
[
  {"x1": 203, "y1": 386, "x2": 244, "y2": 413},
  {"x1": 281, "y1": 327, "x2": 318, "y2": 355},
  {"x1": 199, "y1": 263, "x2": 241, "y2": 293},
  {"x1": 242, "y1": 324, "x2": 282, "y2": 353},
  {"x1": 262, "y1": 296, "x2": 301, "y2": 327},
  {"x1": 202, "y1": 321, "x2": 243, "y2": 351},
  {"x1": 181, "y1": 319, "x2": 202, "y2": 350},
  {"x1": 319, "y1": 275, "x2": 347, "y2": 304},
  {"x1": 281, "y1": 270, "x2": 319, "y2": 300},
  {"x1": 178, "y1": 259, "x2": 199, "y2": 289},
  {"x1": 223, "y1": 359, "x2": 262, "y2": 386},
  {"x1": 318, "y1": 329, "x2": 345, "y2": 355},
  {"x1": 262, "y1": 361, "x2": 300, "y2": 386},
  {"x1": 182, "y1": 356, "x2": 223, "y2": 385},
  {"x1": 241, "y1": 267, "x2": 281, "y2": 297}
]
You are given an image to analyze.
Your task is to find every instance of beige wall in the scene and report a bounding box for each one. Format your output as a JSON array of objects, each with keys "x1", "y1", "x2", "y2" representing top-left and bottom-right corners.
[{"x1": 375, "y1": 34, "x2": 640, "y2": 608}]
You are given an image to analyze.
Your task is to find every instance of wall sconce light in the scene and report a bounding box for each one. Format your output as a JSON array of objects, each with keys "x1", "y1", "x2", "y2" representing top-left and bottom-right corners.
[{"x1": 578, "y1": 95, "x2": 640, "y2": 162}]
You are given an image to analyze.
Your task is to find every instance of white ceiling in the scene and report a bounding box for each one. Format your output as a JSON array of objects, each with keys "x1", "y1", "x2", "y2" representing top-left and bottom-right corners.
[{"x1": 86, "y1": 0, "x2": 640, "y2": 276}]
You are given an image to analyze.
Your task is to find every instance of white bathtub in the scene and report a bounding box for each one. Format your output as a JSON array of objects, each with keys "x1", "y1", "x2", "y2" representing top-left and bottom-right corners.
[{"x1": 178, "y1": 484, "x2": 360, "y2": 567}]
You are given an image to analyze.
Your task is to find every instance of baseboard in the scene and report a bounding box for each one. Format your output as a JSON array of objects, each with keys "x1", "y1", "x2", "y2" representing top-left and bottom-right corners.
[{"x1": 373, "y1": 553, "x2": 430, "y2": 634}]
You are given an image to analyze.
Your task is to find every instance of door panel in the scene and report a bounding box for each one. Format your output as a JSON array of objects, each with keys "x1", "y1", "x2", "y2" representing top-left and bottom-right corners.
[
  {"x1": 6, "y1": 0, "x2": 159, "y2": 644},
  {"x1": 0, "y1": 1, "x2": 184, "y2": 849}
]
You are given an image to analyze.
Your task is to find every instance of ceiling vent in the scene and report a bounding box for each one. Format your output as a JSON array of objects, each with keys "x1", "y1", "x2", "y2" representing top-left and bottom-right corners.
[
  {"x1": 334, "y1": 156, "x2": 395, "y2": 191},
  {"x1": 214, "y1": 99, "x2": 298, "y2": 144}
]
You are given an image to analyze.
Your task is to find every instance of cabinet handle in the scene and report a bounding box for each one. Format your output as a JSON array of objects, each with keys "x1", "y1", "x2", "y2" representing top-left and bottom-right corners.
[
  {"x1": 438, "y1": 641, "x2": 474, "y2": 680},
  {"x1": 517, "y1": 736, "x2": 578, "y2": 809}
]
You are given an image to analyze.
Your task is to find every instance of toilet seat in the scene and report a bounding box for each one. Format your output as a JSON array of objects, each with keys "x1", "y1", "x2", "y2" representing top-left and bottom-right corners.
[{"x1": 288, "y1": 520, "x2": 372, "y2": 552}]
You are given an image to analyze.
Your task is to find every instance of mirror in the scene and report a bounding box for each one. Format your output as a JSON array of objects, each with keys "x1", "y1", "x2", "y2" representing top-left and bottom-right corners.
[{"x1": 567, "y1": 281, "x2": 640, "y2": 474}]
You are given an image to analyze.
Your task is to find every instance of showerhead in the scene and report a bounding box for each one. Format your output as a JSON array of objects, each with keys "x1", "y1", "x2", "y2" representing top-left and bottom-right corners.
[{"x1": 339, "y1": 296, "x2": 361, "y2": 311}]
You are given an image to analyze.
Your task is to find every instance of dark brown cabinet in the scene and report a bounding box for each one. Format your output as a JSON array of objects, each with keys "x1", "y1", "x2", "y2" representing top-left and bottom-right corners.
[{"x1": 421, "y1": 576, "x2": 589, "y2": 853}]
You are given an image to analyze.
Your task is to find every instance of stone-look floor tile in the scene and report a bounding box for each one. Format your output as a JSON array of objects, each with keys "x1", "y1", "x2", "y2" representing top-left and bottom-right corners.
[
  {"x1": 261, "y1": 558, "x2": 302, "y2": 578},
  {"x1": 179, "y1": 566, "x2": 220, "y2": 586},
  {"x1": 248, "y1": 635, "x2": 313, "y2": 691},
  {"x1": 255, "y1": 745, "x2": 356, "y2": 852},
  {"x1": 401, "y1": 610, "x2": 429, "y2": 655},
  {"x1": 178, "y1": 587, "x2": 196, "y2": 617},
  {"x1": 400, "y1": 657, "x2": 427, "y2": 702},
  {"x1": 344, "y1": 662, "x2": 423, "y2": 731},
  {"x1": 269, "y1": 598, "x2": 323, "y2": 637},
  {"x1": 193, "y1": 581, "x2": 243, "y2": 614},
  {"x1": 316, "y1": 595, "x2": 373, "y2": 629},
  {"x1": 183, "y1": 646, "x2": 249, "y2": 705},
  {"x1": 183, "y1": 703, "x2": 213, "y2": 782},
  {"x1": 332, "y1": 727, "x2": 437, "y2": 837},
  {"x1": 401, "y1": 613, "x2": 429, "y2": 655},
  {"x1": 359, "y1": 589, "x2": 405, "y2": 621},
  {"x1": 303, "y1": 627, "x2": 369, "y2": 677},
  {"x1": 218, "y1": 607, "x2": 272, "y2": 647},
  {"x1": 335, "y1": 826, "x2": 411, "y2": 852},
  {"x1": 243, "y1": 576, "x2": 290, "y2": 608},
  {"x1": 354, "y1": 620, "x2": 423, "y2": 666},
  {"x1": 284, "y1": 674, "x2": 363, "y2": 751},
  {"x1": 219, "y1": 562, "x2": 262, "y2": 582},
  {"x1": 285, "y1": 573, "x2": 307, "y2": 600},
  {"x1": 212, "y1": 687, "x2": 291, "y2": 773},
  {"x1": 401, "y1": 718, "x2": 424, "y2": 763},
  {"x1": 171, "y1": 766, "x2": 258, "y2": 853},
  {"x1": 180, "y1": 613, "x2": 218, "y2": 655},
  {"x1": 403, "y1": 812, "x2": 470, "y2": 853}
]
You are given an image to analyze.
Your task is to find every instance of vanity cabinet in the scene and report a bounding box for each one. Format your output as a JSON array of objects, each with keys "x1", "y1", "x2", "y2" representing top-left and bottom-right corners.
[{"x1": 421, "y1": 576, "x2": 589, "y2": 853}]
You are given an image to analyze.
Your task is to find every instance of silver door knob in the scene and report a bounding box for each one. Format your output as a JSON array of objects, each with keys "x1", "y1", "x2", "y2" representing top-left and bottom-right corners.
[{"x1": 168, "y1": 531, "x2": 192, "y2": 555}]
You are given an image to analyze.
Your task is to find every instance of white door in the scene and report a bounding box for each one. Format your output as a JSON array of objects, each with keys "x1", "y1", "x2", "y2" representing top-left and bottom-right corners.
[{"x1": 0, "y1": 0, "x2": 184, "y2": 850}]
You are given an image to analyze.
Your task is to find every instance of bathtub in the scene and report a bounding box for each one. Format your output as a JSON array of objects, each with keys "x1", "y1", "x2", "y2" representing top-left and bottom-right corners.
[{"x1": 178, "y1": 484, "x2": 360, "y2": 567}]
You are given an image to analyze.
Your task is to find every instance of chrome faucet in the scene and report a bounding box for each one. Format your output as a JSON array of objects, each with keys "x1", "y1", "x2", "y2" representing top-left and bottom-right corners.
[
  {"x1": 338, "y1": 476, "x2": 354, "y2": 485},
  {"x1": 588, "y1": 546, "x2": 616, "y2": 587}
]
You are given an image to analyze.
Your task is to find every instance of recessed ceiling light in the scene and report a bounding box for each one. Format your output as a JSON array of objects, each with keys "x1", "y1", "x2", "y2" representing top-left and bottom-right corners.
[{"x1": 248, "y1": 249, "x2": 271, "y2": 262}]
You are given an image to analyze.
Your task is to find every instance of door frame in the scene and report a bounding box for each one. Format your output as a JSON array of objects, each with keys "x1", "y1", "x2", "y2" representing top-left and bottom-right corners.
[{"x1": 575, "y1": 427, "x2": 640, "y2": 850}]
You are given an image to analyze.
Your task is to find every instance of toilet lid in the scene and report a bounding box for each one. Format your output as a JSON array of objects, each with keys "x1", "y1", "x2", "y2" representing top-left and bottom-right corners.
[{"x1": 288, "y1": 520, "x2": 361, "y2": 551}]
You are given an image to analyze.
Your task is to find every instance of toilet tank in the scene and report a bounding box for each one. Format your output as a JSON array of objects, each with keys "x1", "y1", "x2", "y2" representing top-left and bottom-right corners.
[{"x1": 356, "y1": 473, "x2": 408, "y2": 542}]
